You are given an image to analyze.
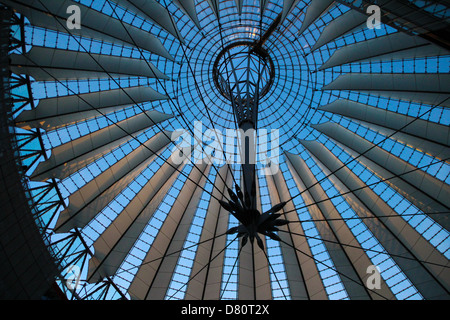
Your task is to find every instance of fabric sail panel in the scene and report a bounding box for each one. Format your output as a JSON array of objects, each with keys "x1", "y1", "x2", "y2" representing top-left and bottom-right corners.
[
  {"x1": 87, "y1": 151, "x2": 191, "y2": 283},
  {"x1": 15, "y1": 86, "x2": 168, "y2": 130},
  {"x1": 127, "y1": 161, "x2": 211, "y2": 299},
  {"x1": 10, "y1": 47, "x2": 169, "y2": 81},
  {"x1": 300, "y1": 140, "x2": 450, "y2": 299},
  {"x1": 1, "y1": 0, "x2": 173, "y2": 60},
  {"x1": 184, "y1": 165, "x2": 232, "y2": 300},
  {"x1": 54, "y1": 131, "x2": 174, "y2": 233},
  {"x1": 265, "y1": 164, "x2": 329, "y2": 300},
  {"x1": 30, "y1": 110, "x2": 173, "y2": 181},
  {"x1": 285, "y1": 152, "x2": 395, "y2": 300},
  {"x1": 313, "y1": 122, "x2": 450, "y2": 231}
]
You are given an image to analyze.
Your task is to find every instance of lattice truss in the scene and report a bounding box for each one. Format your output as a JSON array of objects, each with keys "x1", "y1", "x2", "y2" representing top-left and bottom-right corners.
[{"x1": 2, "y1": 0, "x2": 450, "y2": 300}]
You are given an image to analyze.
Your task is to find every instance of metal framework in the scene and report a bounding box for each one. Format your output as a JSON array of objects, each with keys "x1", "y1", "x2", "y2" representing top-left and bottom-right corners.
[{"x1": 0, "y1": 0, "x2": 449, "y2": 300}]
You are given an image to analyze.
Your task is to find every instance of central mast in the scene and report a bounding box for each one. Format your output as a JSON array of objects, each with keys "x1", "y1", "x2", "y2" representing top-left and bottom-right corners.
[
  {"x1": 213, "y1": 41, "x2": 274, "y2": 209},
  {"x1": 213, "y1": 15, "x2": 288, "y2": 249}
]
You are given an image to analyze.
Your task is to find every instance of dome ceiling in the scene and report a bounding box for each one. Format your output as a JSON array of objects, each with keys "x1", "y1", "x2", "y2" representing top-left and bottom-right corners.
[{"x1": 1, "y1": 0, "x2": 449, "y2": 300}]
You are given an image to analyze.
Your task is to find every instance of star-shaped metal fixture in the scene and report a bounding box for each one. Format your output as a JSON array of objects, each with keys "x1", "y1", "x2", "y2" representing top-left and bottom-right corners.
[{"x1": 220, "y1": 185, "x2": 290, "y2": 251}]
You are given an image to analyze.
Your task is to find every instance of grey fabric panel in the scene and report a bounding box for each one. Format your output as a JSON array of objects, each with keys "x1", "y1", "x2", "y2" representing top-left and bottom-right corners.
[
  {"x1": 322, "y1": 73, "x2": 450, "y2": 108},
  {"x1": 319, "y1": 32, "x2": 447, "y2": 70},
  {"x1": 205, "y1": 0, "x2": 220, "y2": 18},
  {"x1": 110, "y1": 0, "x2": 184, "y2": 41},
  {"x1": 298, "y1": 0, "x2": 334, "y2": 35},
  {"x1": 10, "y1": 46, "x2": 169, "y2": 81},
  {"x1": 173, "y1": 0, "x2": 201, "y2": 29},
  {"x1": 319, "y1": 99, "x2": 450, "y2": 149},
  {"x1": 15, "y1": 86, "x2": 167, "y2": 130},
  {"x1": 281, "y1": 0, "x2": 301, "y2": 23},
  {"x1": 235, "y1": 0, "x2": 243, "y2": 15},
  {"x1": 312, "y1": 9, "x2": 366, "y2": 51},
  {"x1": 1, "y1": 0, "x2": 173, "y2": 60}
]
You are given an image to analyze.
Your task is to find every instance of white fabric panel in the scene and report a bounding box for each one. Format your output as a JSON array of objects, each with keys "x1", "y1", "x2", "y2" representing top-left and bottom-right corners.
[
  {"x1": 110, "y1": 0, "x2": 184, "y2": 41},
  {"x1": 1, "y1": 0, "x2": 173, "y2": 60},
  {"x1": 206, "y1": 0, "x2": 220, "y2": 18},
  {"x1": 88, "y1": 154, "x2": 189, "y2": 283},
  {"x1": 286, "y1": 153, "x2": 394, "y2": 300},
  {"x1": 126, "y1": 162, "x2": 211, "y2": 299},
  {"x1": 173, "y1": 0, "x2": 201, "y2": 29},
  {"x1": 265, "y1": 165, "x2": 328, "y2": 300},
  {"x1": 313, "y1": 122, "x2": 450, "y2": 231},
  {"x1": 339, "y1": 131, "x2": 450, "y2": 231},
  {"x1": 319, "y1": 99, "x2": 450, "y2": 148},
  {"x1": 10, "y1": 47, "x2": 169, "y2": 81},
  {"x1": 281, "y1": 0, "x2": 301, "y2": 23},
  {"x1": 31, "y1": 110, "x2": 173, "y2": 181},
  {"x1": 185, "y1": 166, "x2": 233, "y2": 300},
  {"x1": 235, "y1": 0, "x2": 243, "y2": 15},
  {"x1": 300, "y1": 140, "x2": 450, "y2": 299},
  {"x1": 322, "y1": 73, "x2": 450, "y2": 108},
  {"x1": 15, "y1": 86, "x2": 168, "y2": 130},
  {"x1": 298, "y1": 0, "x2": 334, "y2": 35},
  {"x1": 353, "y1": 120, "x2": 450, "y2": 164},
  {"x1": 319, "y1": 32, "x2": 447, "y2": 70},
  {"x1": 54, "y1": 131, "x2": 173, "y2": 233}
]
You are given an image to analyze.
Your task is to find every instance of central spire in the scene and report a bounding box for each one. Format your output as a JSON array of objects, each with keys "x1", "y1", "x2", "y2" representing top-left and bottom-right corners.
[
  {"x1": 213, "y1": 41, "x2": 275, "y2": 127},
  {"x1": 212, "y1": 38, "x2": 287, "y2": 248},
  {"x1": 213, "y1": 40, "x2": 275, "y2": 211}
]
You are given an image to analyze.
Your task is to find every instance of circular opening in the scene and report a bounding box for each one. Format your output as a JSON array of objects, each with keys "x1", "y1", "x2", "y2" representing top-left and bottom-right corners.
[{"x1": 213, "y1": 41, "x2": 275, "y2": 103}]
